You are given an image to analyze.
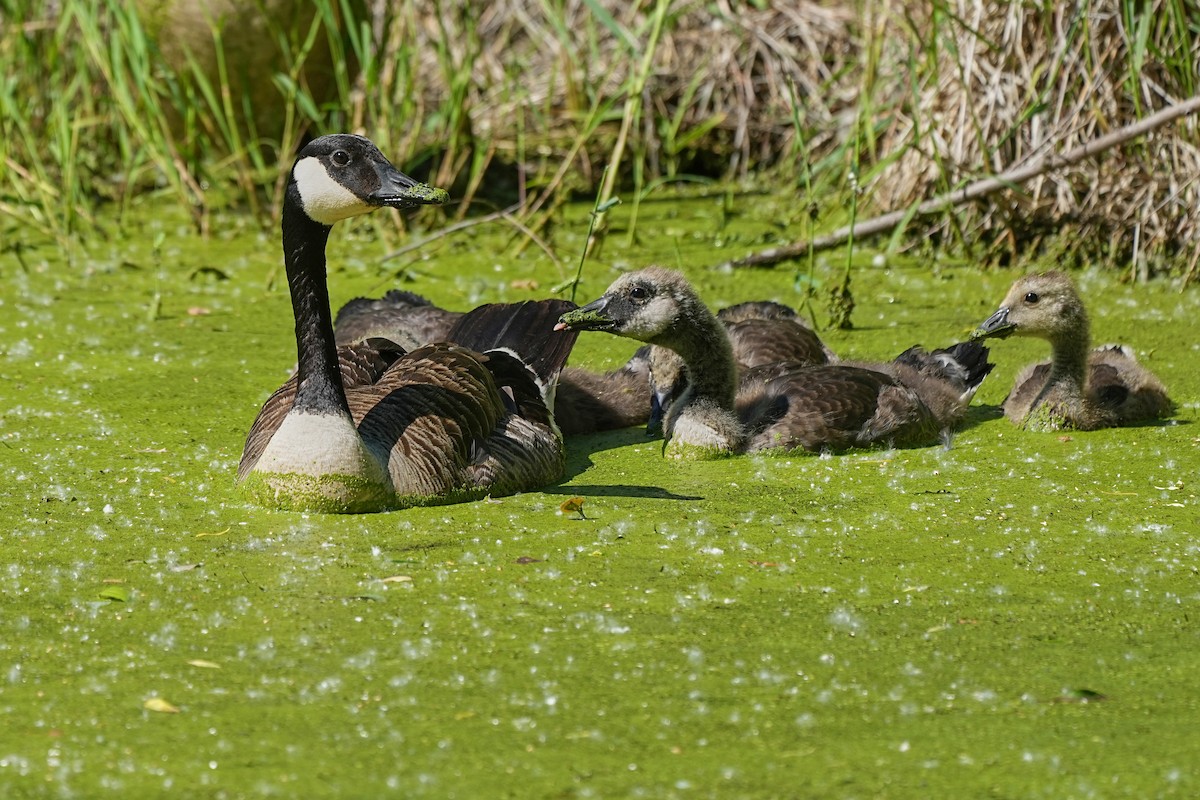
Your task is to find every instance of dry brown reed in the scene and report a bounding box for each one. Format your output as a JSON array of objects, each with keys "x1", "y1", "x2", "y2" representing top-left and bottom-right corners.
[
  {"x1": 4, "y1": 0, "x2": 1197, "y2": 273},
  {"x1": 866, "y1": 2, "x2": 1200, "y2": 273},
  {"x1": 391, "y1": 0, "x2": 1199, "y2": 273}
]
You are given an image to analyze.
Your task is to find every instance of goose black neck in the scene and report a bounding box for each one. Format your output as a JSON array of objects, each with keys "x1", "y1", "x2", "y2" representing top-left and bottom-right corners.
[{"x1": 281, "y1": 191, "x2": 350, "y2": 416}]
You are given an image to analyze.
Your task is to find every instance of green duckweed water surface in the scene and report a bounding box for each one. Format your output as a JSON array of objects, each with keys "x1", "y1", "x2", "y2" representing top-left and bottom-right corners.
[{"x1": 1, "y1": 193, "x2": 1198, "y2": 798}]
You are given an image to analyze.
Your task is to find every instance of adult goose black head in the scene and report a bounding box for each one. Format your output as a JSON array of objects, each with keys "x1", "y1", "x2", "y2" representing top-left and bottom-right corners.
[
  {"x1": 557, "y1": 268, "x2": 988, "y2": 459},
  {"x1": 238, "y1": 134, "x2": 579, "y2": 511},
  {"x1": 973, "y1": 270, "x2": 1173, "y2": 430}
]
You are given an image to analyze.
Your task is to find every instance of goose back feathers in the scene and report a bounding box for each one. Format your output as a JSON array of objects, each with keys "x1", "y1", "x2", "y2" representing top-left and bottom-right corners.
[
  {"x1": 335, "y1": 290, "x2": 460, "y2": 350},
  {"x1": 973, "y1": 270, "x2": 1173, "y2": 430},
  {"x1": 717, "y1": 300, "x2": 835, "y2": 371}
]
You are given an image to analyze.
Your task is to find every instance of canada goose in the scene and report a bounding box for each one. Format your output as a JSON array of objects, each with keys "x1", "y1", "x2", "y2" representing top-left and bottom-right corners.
[
  {"x1": 972, "y1": 270, "x2": 1173, "y2": 430},
  {"x1": 556, "y1": 267, "x2": 992, "y2": 458},
  {"x1": 646, "y1": 299, "x2": 835, "y2": 433},
  {"x1": 334, "y1": 290, "x2": 653, "y2": 435},
  {"x1": 238, "y1": 134, "x2": 579, "y2": 512}
]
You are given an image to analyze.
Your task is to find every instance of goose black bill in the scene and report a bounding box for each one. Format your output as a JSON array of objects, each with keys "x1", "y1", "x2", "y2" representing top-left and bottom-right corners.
[
  {"x1": 972, "y1": 307, "x2": 1015, "y2": 340},
  {"x1": 369, "y1": 165, "x2": 450, "y2": 210}
]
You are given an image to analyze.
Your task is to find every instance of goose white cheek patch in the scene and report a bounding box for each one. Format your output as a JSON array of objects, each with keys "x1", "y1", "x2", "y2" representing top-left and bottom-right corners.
[{"x1": 293, "y1": 157, "x2": 373, "y2": 225}]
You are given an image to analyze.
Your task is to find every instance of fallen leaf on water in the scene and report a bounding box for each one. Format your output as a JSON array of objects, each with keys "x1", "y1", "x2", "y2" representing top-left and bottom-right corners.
[
  {"x1": 381, "y1": 575, "x2": 413, "y2": 583},
  {"x1": 187, "y1": 659, "x2": 221, "y2": 669},
  {"x1": 144, "y1": 697, "x2": 180, "y2": 714},
  {"x1": 515, "y1": 556, "x2": 542, "y2": 564},
  {"x1": 510, "y1": 279, "x2": 539, "y2": 291},
  {"x1": 186, "y1": 307, "x2": 211, "y2": 316},
  {"x1": 99, "y1": 585, "x2": 128, "y2": 602},
  {"x1": 559, "y1": 497, "x2": 586, "y2": 519}
]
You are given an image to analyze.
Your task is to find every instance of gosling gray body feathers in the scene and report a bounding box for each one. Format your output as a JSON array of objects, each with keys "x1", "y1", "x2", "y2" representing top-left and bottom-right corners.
[
  {"x1": 973, "y1": 270, "x2": 1173, "y2": 430},
  {"x1": 557, "y1": 267, "x2": 991, "y2": 458}
]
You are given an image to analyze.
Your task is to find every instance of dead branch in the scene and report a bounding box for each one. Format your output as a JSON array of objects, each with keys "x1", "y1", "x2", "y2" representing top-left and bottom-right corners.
[{"x1": 722, "y1": 95, "x2": 1200, "y2": 270}]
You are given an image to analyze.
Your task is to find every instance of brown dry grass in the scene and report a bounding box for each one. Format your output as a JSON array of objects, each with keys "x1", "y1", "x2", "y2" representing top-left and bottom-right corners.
[
  {"x1": 392, "y1": 0, "x2": 1199, "y2": 274},
  {"x1": 868, "y1": 2, "x2": 1200, "y2": 273},
  {"x1": 5, "y1": 0, "x2": 1197, "y2": 274}
]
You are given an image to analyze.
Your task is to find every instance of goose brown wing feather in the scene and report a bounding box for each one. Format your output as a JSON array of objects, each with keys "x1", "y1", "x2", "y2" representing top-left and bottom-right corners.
[
  {"x1": 741, "y1": 365, "x2": 936, "y2": 452},
  {"x1": 447, "y1": 299, "x2": 580, "y2": 387},
  {"x1": 1004, "y1": 361, "x2": 1052, "y2": 423},
  {"x1": 349, "y1": 344, "x2": 515, "y2": 496},
  {"x1": 725, "y1": 318, "x2": 830, "y2": 371},
  {"x1": 1086, "y1": 349, "x2": 1174, "y2": 422},
  {"x1": 347, "y1": 342, "x2": 567, "y2": 497},
  {"x1": 1086, "y1": 362, "x2": 1129, "y2": 411},
  {"x1": 476, "y1": 349, "x2": 555, "y2": 427}
]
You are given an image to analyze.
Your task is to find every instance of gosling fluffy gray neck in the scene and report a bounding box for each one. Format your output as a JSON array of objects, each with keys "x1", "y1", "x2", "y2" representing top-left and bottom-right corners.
[
  {"x1": 1042, "y1": 311, "x2": 1091, "y2": 407},
  {"x1": 657, "y1": 297, "x2": 738, "y2": 412}
]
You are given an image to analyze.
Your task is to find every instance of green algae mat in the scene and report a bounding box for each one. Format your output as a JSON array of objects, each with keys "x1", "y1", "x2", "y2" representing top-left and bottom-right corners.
[{"x1": 1, "y1": 196, "x2": 1197, "y2": 798}]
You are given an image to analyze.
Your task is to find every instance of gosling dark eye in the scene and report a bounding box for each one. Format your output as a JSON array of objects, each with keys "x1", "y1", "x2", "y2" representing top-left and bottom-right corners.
[
  {"x1": 330, "y1": 150, "x2": 352, "y2": 168},
  {"x1": 629, "y1": 286, "x2": 649, "y2": 300},
  {"x1": 1023, "y1": 292, "x2": 1039, "y2": 304}
]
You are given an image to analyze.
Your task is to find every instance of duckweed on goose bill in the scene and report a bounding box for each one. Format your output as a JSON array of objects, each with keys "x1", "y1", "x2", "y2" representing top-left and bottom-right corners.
[{"x1": 1, "y1": 193, "x2": 1198, "y2": 798}]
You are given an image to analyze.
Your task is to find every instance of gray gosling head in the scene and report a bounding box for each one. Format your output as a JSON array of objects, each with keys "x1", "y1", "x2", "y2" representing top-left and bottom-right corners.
[{"x1": 973, "y1": 271, "x2": 1088, "y2": 346}]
